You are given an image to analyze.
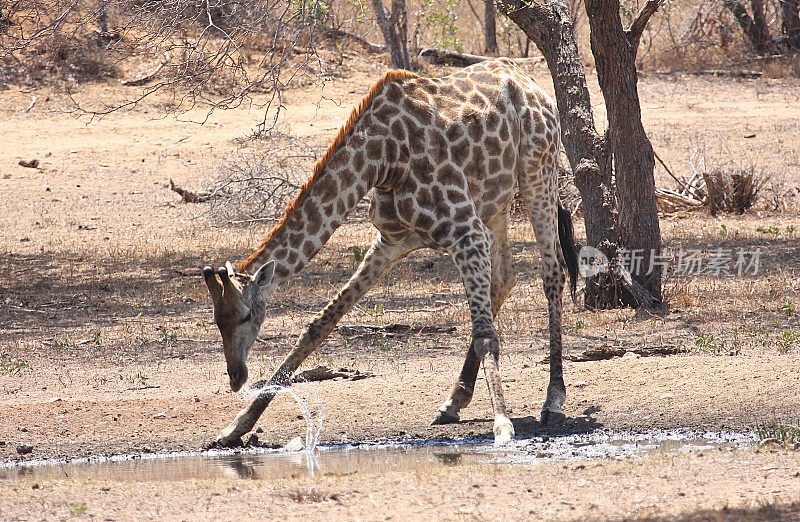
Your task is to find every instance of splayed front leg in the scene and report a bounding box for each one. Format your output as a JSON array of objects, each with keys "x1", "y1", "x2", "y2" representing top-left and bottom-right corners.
[{"x1": 213, "y1": 387, "x2": 278, "y2": 447}]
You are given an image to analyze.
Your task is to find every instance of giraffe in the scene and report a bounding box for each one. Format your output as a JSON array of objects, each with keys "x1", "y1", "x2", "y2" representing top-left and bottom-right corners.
[{"x1": 202, "y1": 58, "x2": 579, "y2": 447}]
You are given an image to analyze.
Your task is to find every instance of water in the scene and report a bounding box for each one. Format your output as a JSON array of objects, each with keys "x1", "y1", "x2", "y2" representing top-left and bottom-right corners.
[{"x1": 0, "y1": 430, "x2": 755, "y2": 482}]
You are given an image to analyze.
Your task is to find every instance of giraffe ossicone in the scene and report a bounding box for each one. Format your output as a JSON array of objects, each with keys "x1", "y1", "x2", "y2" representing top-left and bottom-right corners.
[{"x1": 202, "y1": 58, "x2": 579, "y2": 447}]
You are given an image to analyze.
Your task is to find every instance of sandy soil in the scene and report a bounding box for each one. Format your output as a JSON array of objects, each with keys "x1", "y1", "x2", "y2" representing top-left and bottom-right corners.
[{"x1": 1, "y1": 55, "x2": 800, "y2": 519}]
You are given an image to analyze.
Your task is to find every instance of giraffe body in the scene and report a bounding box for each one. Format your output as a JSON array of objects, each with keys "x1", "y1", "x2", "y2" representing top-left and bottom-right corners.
[{"x1": 203, "y1": 58, "x2": 578, "y2": 446}]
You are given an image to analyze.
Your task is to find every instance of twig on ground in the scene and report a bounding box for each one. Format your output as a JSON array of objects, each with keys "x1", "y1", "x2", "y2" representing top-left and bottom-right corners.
[{"x1": 169, "y1": 179, "x2": 212, "y2": 203}]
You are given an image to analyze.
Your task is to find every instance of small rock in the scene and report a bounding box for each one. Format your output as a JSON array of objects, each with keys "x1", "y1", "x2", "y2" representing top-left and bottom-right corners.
[
  {"x1": 255, "y1": 426, "x2": 264, "y2": 433},
  {"x1": 572, "y1": 381, "x2": 588, "y2": 388},
  {"x1": 16, "y1": 444, "x2": 33, "y2": 455},
  {"x1": 622, "y1": 351, "x2": 641, "y2": 359},
  {"x1": 660, "y1": 393, "x2": 674, "y2": 399},
  {"x1": 152, "y1": 413, "x2": 166, "y2": 419},
  {"x1": 283, "y1": 436, "x2": 304, "y2": 452},
  {"x1": 246, "y1": 434, "x2": 259, "y2": 446},
  {"x1": 19, "y1": 427, "x2": 27, "y2": 432},
  {"x1": 18, "y1": 159, "x2": 39, "y2": 168},
  {"x1": 32, "y1": 483, "x2": 40, "y2": 489}
]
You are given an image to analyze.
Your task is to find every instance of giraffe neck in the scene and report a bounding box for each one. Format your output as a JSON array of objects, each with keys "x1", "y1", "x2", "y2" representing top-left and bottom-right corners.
[{"x1": 238, "y1": 136, "x2": 373, "y2": 285}]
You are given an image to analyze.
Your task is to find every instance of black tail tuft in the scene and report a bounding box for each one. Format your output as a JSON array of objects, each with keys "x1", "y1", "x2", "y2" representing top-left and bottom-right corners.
[{"x1": 557, "y1": 204, "x2": 579, "y2": 301}]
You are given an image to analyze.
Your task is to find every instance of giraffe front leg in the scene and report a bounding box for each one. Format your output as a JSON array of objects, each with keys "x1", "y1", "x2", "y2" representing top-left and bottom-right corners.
[
  {"x1": 433, "y1": 213, "x2": 516, "y2": 426},
  {"x1": 474, "y1": 333, "x2": 514, "y2": 444},
  {"x1": 432, "y1": 347, "x2": 480, "y2": 424},
  {"x1": 215, "y1": 388, "x2": 279, "y2": 447},
  {"x1": 441, "y1": 231, "x2": 515, "y2": 444}
]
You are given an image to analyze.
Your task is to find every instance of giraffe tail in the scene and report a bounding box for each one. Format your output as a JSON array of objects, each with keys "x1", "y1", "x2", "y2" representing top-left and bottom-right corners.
[{"x1": 557, "y1": 204, "x2": 579, "y2": 302}]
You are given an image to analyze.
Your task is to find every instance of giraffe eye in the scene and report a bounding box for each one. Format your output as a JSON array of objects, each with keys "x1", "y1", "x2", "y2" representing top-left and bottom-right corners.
[{"x1": 239, "y1": 311, "x2": 252, "y2": 324}]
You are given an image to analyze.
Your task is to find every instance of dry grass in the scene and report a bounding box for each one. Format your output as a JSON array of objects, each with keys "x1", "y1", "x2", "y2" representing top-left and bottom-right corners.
[{"x1": 703, "y1": 168, "x2": 768, "y2": 216}]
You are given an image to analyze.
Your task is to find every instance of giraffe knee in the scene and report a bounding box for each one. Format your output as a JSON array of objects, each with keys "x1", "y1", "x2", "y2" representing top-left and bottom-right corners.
[{"x1": 471, "y1": 334, "x2": 499, "y2": 359}]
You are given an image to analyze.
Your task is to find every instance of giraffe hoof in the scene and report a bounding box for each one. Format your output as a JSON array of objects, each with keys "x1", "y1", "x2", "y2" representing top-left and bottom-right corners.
[
  {"x1": 540, "y1": 409, "x2": 566, "y2": 426},
  {"x1": 493, "y1": 418, "x2": 515, "y2": 445},
  {"x1": 211, "y1": 434, "x2": 244, "y2": 449},
  {"x1": 431, "y1": 410, "x2": 460, "y2": 425}
]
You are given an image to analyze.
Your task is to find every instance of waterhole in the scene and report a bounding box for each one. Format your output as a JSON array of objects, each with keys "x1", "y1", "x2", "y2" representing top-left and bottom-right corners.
[{"x1": 0, "y1": 430, "x2": 754, "y2": 482}]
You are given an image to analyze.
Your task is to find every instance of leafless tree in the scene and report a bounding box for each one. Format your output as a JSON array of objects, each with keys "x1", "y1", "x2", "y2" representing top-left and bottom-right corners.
[
  {"x1": 483, "y1": 0, "x2": 498, "y2": 54},
  {"x1": 0, "y1": 0, "x2": 333, "y2": 130},
  {"x1": 723, "y1": 0, "x2": 800, "y2": 53},
  {"x1": 371, "y1": 0, "x2": 411, "y2": 69}
]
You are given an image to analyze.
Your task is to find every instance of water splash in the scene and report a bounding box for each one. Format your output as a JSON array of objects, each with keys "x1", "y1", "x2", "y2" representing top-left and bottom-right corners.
[{"x1": 240, "y1": 382, "x2": 326, "y2": 474}]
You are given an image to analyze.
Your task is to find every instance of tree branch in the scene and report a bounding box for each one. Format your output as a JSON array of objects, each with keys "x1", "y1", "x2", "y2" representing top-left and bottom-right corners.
[{"x1": 626, "y1": 0, "x2": 663, "y2": 46}]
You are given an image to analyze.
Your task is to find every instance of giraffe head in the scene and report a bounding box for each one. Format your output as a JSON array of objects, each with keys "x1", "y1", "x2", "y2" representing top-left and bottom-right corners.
[{"x1": 202, "y1": 260, "x2": 275, "y2": 392}]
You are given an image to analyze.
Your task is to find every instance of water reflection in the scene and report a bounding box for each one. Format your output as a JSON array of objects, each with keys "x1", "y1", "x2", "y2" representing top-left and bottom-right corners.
[{"x1": 0, "y1": 430, "x2": 754, "y2": 483}]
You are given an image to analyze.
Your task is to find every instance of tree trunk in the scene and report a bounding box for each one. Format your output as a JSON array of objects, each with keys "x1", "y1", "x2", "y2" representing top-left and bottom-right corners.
[
  {"x1": 372, "y1": 0, "x2": 411, "y2": 69},
  {"x1": 585, "y1": 0, "x2": 662, "y2": 302},
  {"x1": 97, "y1": 2, "x2": 108, "y2": 33},
  {"x1": 722, "y1": 0, "x2": 778, "y2": 54},
  {"x1": 484, "y1": 0, "x2": 499, "y2": 55},
  {"x1": 782, "y1": 0, "x2": 800, "y2": 50}
]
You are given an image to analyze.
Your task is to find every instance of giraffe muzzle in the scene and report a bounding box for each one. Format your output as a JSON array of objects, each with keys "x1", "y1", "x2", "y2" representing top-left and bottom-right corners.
[{"x1": 227, "y1": 363, "x2": 248, "y2": 392}]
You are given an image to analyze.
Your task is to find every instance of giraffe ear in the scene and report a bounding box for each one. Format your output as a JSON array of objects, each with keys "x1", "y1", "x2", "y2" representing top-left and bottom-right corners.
[
  {"x1": 253, "y1": 260, "x2": 275, "y2": 287},
  {"x1": 203, "y1": 266, "x2": 223, "y2": 304}
]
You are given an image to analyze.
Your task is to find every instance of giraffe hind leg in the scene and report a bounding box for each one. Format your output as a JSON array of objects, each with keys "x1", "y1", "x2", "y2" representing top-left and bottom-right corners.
[{"x1": 519, "y1": 163, "x2": 567, "y2": 426}]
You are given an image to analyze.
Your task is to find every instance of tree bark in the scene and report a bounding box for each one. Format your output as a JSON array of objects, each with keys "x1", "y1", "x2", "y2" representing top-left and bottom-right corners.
[
  {"x1": 722, "y1": 0, "x2": 778, "y2": 54},
  {"x1": 484, "y1": 0, "x2": 499, "y2": 55},
  {"x1": 585, "y1": 0, "x2": 662, "y2": 301},
  {"x1": 372, "y1": 0, "x2": 411, "y2": 69},
  {"x1": 782, "y1": 0, "x2": 800, "y2": 50}
]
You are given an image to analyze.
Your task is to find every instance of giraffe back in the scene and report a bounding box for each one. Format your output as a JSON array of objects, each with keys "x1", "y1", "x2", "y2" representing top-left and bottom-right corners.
[{"x1": 357, "y1": 58, "x2": 560, "y2": 247}]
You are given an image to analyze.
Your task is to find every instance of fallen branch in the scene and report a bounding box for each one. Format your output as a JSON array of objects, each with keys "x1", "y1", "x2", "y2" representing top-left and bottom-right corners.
[
  {"x1": 24, "y1": 95, "x2": 37, "y2": 113},
  {"x1": 418, "y1": 47, "x2": 543, "y2": 67},
  {"x1": 249, "y1": 366, "x2": 374, "y2": 389},
  {"x1": 329, "y1": 29, "x2": 386, "y2": 53},
  {"x1": 564, "y1": 343, "x2": 681, "y2": 362},
  {"x1": 614, "y1": 263, "x2": 662, "y2": 311},
  {"x1": 655, "y1": 188, "x2": 703, "y2": 213},
  {"x1": 654, "y1": 150, "x2": 686, "y2": 193},
  {"x1": 292, "y1": 366, "x2": 373, "y2": 383},
  {"x1": 695, "y1": 69, "x2": 764, "y2": 78},
  {"x1": 6, "y1": 306, "x2": 47, "y2": 313},
  {"x1": 169, "y1": 179, "x2": 212, "y2": 203},
  {"x1": 337, "y1": 323, "x2": 456, "y2": 337}
]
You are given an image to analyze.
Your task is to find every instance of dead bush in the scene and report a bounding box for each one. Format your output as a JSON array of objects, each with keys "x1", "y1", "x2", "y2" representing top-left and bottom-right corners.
[
  {"x1": 1, "y1": 31, "x2": 120, "y2": 87},
  {"x1": 206, "y1": 131, "x2": 320, "y2": 225},
  {"x1": 702, "y1": 168, "x2": 767, "y2": 216}
]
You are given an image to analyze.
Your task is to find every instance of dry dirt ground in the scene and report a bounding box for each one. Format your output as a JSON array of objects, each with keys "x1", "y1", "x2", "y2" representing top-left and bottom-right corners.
[{"x1": 1, "y1": 55, "x2": 800, "y2": 519}]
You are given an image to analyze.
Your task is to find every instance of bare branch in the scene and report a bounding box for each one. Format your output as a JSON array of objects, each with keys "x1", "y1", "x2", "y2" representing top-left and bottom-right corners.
[{"x1": 626, "y1": 0, "x2": 663, "y2": 46}]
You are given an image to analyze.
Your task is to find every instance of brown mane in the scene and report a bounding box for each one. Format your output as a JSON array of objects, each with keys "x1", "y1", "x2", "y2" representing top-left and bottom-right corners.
[{"x1": 239, "y1": 69, "x2": 419, "y2": 272}]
